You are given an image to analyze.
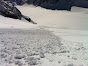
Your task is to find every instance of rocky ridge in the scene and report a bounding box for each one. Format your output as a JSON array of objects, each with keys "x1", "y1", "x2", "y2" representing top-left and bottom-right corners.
[{"x1": 5, "y1": 0, "x2": 88, "y2": 10}]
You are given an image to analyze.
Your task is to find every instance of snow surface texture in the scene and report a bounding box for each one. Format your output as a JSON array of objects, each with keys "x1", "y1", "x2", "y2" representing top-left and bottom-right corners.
[
  {"x1": 0, "y1": 29, "x2": 61, "y2": 66},
  {"x1": 0, "y1": 29, "x2": 88, "y2": 66},
  {"x1": 0, "y1": 5, "x2": 88, "y2": 66}
]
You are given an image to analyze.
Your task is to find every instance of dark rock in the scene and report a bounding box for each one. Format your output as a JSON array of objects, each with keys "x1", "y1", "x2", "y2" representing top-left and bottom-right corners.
[
  {"x1": 0, "y1": 0, "x2": 22, "y2": 19},
  {"x1": 14, "y1": 54, "x2": 25, "y2": 59},
  {"x1": 0, "y1": 0, "x2": 37, "y2": 24},
  {"x1": 5, "y1": 0, "x2": 88, "y2": 10}
]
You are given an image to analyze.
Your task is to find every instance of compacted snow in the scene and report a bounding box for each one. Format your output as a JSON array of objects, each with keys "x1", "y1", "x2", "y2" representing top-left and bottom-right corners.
[{"x1": 0, "y1": 5, "x2": 88, "y2": 66}]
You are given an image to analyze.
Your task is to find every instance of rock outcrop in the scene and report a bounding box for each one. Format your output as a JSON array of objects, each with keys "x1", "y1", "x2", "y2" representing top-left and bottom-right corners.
[
  {"x1": 0, "y1": 0, "x2": 22, "y2": 19},
  {"x1": 5, "y1": 0, "x2": 75, "y2": 11},
  {"x1": 0, "y1": 0, "x2": 37, "y2": 24},
  {"x1": 28, "y1": 0, "x2": 75, "y2": 10},
  {"x1": 4, "y1": 0, "x2": 88, "y2": 10},
  {"x1": 74, "y1": 0, "x2": 88, "y2": 8}
]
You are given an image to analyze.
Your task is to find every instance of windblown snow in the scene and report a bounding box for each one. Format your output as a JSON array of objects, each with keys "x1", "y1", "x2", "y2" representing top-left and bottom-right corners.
[{"x1": 0, "y1": 5, "x2": 88, "y2": 66}]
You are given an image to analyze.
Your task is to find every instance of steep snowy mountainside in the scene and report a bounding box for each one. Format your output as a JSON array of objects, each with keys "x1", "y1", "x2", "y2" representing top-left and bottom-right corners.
[
  {"x1": 74, "y1": 0, "x2": 88, "y2": 8},
  {"x1": 4, "y1": 0, "x2": 88, "y2": 10}
]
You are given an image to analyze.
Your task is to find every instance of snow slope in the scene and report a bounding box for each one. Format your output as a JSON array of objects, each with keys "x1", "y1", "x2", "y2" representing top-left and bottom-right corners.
[
  {"x1": 0, "y1": 15, "x2": 38, "y2": 29},
  {"x1": 0, "y1": 5, "x2": 88, "y2": 66},
  {"x1": 0, "y1": 5, "x2": 88, "y2": 42},
  {"x1": 16, "y1": 5, "x2": 88, "y2": 42}
]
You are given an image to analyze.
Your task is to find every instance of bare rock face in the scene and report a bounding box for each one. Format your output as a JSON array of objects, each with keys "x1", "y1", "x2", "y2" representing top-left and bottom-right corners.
[
  {"x1": 5, "y1": 0, "x2": 88, "y2": 10},
  {"x1": 25, "y1": 0, "x2": 75, "y2": 10},
  {"x1": 4, "y1": 0, "x2": 74, "y2": 10},
  {"x1": 0, "y1": 0, "x2": 22, "y2": 19},
  {"x1": 74, "y1": 0, "x2": 88, "y2": 8},
  {"x1": 39, "y1": 0, "x2": 74, "y2": 10},
  {"x1": 0, "y1": 0, "x2": 37, "y2": 24}
]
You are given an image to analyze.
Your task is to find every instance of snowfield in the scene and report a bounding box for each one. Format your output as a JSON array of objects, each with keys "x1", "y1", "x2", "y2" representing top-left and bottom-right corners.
[{"x1": 0, "y1": 5, "x2": 88, "y2": 66}]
